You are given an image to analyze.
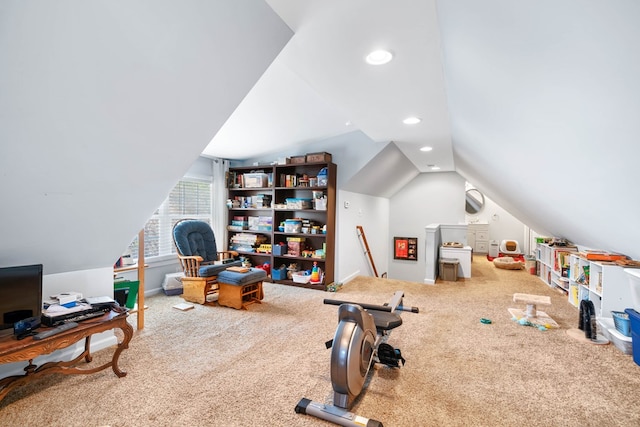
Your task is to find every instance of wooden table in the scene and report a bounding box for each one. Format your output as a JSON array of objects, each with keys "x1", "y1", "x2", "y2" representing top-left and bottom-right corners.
[{"x1": 0, "y1": 311, "x2": 133, "y2": 402}]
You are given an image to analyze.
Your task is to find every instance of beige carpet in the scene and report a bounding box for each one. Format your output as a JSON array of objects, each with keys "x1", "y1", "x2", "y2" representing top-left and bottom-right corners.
[{"x1": 1, "y1": 257, "x2": 640, "y2": 426}]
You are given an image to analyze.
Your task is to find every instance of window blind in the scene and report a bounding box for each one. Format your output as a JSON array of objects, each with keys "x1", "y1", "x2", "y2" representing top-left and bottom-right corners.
[{"x1": 127, "y1": 179, "x2": 212, "y2": 260}]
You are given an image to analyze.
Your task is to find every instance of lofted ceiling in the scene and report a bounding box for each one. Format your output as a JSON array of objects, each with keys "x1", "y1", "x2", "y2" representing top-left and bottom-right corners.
[
  {"x1": 202, "y1": 0, "x2": 453, "y2": 173},
  {"x1": 203, "y1": 0, "x2": 640, "y2": 260}
]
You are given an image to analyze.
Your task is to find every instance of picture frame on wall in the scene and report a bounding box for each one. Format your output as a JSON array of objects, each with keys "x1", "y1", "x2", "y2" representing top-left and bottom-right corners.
[{"x1": 394, "y1": 237, "x2": 417, "y2": 261}]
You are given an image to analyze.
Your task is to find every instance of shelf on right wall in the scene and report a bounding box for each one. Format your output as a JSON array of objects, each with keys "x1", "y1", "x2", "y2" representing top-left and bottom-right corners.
[{"x1": 536, "y1": 242, "x2": 635, "y2": 353}]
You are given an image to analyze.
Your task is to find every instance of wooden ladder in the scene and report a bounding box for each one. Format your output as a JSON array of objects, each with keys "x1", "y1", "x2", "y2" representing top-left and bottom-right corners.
[{"x1": 356, "y1": 225, "x2": 380, "y2": 277}]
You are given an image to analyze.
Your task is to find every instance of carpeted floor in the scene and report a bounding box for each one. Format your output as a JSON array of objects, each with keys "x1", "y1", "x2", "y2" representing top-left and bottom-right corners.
[{"x1": 1, "y1": 257, "x2": 639, "y2": 426}]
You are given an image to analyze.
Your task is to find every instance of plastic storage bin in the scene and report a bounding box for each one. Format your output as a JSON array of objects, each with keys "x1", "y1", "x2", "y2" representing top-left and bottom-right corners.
[
  {"x1": 525, "y1": 255, "x2": 537, "y2": 275},
  {"x1": 612, "y1": 311, "x2": 631, "y2": 336},
  {"x1": 243, "y1": 173, "x2": 268, "y2": 188},
  {"x1": 489, "y1": 240, "x2": 499, "y2": 258},
  {"x1": 598, "y1": 317, "x2": 633, "y2": 355},
  {"x1": 625, "y1": 308, "x2": 640, "y2": 365},
  {"x1": 284, "y1": 219, "x2": 302, "y2": 233},
  {"x1": 439, "y1": 258, "x2": 459, "y2": 282},
  {"x1": 285, "y1": 198, "x2": 312, "y2": 209}
]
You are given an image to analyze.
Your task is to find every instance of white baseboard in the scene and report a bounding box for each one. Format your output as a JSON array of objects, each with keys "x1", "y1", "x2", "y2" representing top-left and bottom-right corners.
[{"x1": 341, "y1": 270, "x2": 361, "y2": 284}]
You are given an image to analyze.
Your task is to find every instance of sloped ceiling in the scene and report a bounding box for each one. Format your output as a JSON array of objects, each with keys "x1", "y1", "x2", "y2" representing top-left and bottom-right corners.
[
  {"x1": 3, "y1": 0, "x2": 640, "y2": 277},
  {"x1": 204, "y1": 0, "x2": 640, "y2": 259},
  {"x1": 342, "y1": 143, "x2": 420, "y2": 199},
  {"x1": 0, "y1": 1, "x2": 292, "y2": 274},
  {"x1": 204, "y1": 0, "x2": 454, "y2": 173},
  {"x1": 438, "y1": 0, "x2": 640, "y2": 258}
]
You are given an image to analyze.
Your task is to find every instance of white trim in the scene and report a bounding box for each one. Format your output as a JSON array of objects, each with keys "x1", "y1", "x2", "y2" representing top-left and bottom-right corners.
[{"x1": 341, "y1": 270, "x2": 360, "y2": 284}]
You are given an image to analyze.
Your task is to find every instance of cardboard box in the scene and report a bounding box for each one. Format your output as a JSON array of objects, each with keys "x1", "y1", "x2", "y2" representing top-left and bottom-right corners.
[
  {"x1": 287, "y1": 240, "x2": 305, "y2": 256},
  {"x1": 306, "y1": 152, "x2": 332, "y2": 163}
]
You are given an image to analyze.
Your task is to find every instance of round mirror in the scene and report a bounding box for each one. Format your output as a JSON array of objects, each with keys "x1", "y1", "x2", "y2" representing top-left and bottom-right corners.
[{"x1": 465, "y1": 189, "x2": 485, "y2": 214}]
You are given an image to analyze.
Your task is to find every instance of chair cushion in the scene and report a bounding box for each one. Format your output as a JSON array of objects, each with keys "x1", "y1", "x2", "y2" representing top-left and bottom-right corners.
[
  {"x1": 199, "y1": 260, "x2": 243, "y2": 278},
  {"x1": 218, "y1": 268, "x2": 267, "y2": 285},
  {"x1": 173, "y1": 220, "x2": 218, "y2": 263}
]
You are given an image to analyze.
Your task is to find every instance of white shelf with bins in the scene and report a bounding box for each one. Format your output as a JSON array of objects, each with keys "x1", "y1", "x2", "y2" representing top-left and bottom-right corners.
[
  {"x1": 568, "y1": 254, "x2": 590, "y2": 308},
  {"x1": 535, "y1": 243, "x2": 576, "y2": 294},
  {"x1": 567, "y1": 253, "x2": 631, "y2": 318},
  {"x1": 537, "y1": 243, "x2": 632, "y2": 316}
]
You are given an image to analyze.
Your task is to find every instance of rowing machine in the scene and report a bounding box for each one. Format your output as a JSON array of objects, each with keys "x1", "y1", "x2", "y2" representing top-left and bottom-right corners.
[{"x1": 295, "y1": 291, "x2": 419, "y2": 427}]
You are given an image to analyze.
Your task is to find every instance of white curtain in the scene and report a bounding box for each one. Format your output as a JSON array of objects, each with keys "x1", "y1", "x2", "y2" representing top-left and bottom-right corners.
[{"x1": 212, "y1": 158, "x2": 230, "y2": 251}]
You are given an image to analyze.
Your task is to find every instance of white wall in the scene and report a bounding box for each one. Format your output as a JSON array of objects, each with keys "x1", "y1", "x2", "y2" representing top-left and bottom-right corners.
[
  {"x1": 0, "y1": 1, "x2": 292, "y2": 277},
  {"x1": 388, "y1": 172, "x2": 466, "y2": 281},
  {"x1": 336, "y1": 191, "x2": 389, "y2": 282},
  {"x1": 465, "y1": 189, "x2": 527, "y2": 252}
]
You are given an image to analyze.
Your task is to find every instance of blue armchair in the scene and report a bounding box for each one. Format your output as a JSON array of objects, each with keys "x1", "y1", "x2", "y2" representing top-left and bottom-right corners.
[{"x1": 172, "y1": 219, "x2": 242, "y2": 304}]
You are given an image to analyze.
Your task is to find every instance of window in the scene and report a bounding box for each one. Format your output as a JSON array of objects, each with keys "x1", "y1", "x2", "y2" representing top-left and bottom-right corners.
[{"x1": 127, "y1": 179, "x2": 212, "y2": 260}]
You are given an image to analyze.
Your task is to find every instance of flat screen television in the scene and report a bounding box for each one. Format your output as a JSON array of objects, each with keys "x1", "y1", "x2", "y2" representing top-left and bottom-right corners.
[{"x1": 0, "y1": 264, "x2": 43, "y2": 335}]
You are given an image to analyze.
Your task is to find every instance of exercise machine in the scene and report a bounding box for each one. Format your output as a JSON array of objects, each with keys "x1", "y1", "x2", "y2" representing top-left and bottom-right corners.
[{"x1": 295, "y1": 291, "x2": 418, "y2": 427}]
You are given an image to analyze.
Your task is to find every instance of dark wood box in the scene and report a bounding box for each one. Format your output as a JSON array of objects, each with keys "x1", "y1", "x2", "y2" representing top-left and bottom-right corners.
[
  {"x1": 306, "y1": 152, "x2": 332, "y2": 163},
  {"x1": 287, "y1": 156, "x2": 306, "y2": 164}
]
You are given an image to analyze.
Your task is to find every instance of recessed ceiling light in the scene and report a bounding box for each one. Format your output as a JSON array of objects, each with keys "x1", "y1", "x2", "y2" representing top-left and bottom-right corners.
[
  {"x1": 403, "y1": 116, "x2": 421, "y2": 125},
  {"x1": 365, "y1": 50, "x2": 393, "y2": 65},
  {"x1": 431, "y1": 165, "x2": 441, "y2": 171},
  {"x1": 420, "y1": 146, "x2": 433, "y2": 152}
]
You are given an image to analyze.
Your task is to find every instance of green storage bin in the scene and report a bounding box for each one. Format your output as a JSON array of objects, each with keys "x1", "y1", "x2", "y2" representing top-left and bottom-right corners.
[{"x1": 114, "y1": 280, "x2": 139, "y2": 309}]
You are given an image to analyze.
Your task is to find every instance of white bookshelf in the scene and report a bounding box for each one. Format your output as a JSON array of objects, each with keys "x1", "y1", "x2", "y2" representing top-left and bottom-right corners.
[
  {"x1": 535, "y1": 243, "x2": 576, "y2": 295},
  {"x1": 537, "y1": 243, "x2": 632, "y2": 316}
]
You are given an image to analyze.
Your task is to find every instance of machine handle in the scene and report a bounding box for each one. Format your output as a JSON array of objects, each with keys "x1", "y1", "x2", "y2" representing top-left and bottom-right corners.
[
  {"x1": 397, "y1": 305, "x2": 420, "y2": 313},
  {"x1": 323, "y1": 299, "x2": 419, "y2": 314},
  {"x1": 323, "y1": 298, "x2": 392, "y2": 312}
]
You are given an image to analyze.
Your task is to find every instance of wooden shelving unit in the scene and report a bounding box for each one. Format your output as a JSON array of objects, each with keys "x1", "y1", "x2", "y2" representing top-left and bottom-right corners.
[{"x1": 226, "y1": 160, "x2": 336, "y2": 290}]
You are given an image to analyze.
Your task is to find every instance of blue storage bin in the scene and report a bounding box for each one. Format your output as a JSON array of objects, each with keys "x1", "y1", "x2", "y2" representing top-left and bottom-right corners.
[
  {"x1": 625, "y1": 308, "x2": 640, "y2": 366},
  {"x1": 273, "y1": 244, "x2": 286, "y2": 256},
  {"x1": 272, "y1": 266, "x2": 287, "y2": 280},
  {"x1": 612, "y1": 311, "x2": 631, "y2": 337}
]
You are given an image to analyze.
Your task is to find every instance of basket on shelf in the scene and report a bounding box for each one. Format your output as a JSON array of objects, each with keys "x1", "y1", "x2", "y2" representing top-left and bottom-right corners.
[{"x1": 612, "y1": 311, "x2": 631, "y2": 337}]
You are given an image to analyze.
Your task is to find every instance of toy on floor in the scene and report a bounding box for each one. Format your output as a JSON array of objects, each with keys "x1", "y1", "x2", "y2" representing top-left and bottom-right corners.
[{"x1": 509, "y1": 293, "x2": 558, "y2": 330}]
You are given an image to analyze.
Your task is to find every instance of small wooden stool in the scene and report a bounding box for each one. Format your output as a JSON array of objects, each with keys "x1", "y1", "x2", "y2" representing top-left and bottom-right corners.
[
  {"x1": 218, "y1": 281, "x2": 264, "y2": 310},
  {"x1": 509, "y1": 293, "x2": 558, "y2": 328},
  {"x1": 217, "y1": 268, "x2": 267, "y2": 310}
]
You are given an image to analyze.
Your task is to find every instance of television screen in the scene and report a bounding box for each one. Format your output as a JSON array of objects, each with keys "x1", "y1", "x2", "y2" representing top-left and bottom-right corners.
[{"x1": 0, "y1": 264, "x2": 43, "y2": 332}]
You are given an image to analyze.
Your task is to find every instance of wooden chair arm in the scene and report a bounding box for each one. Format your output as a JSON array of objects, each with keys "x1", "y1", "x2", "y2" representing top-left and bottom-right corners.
[
  {"x1": 177, "y1": 254, "x2": 204, "y2": 277},
  {"x1": 177, "y1": 254, "x2": 204, "y2": 262},
  {"x1": 218, "y1": 251, "x2": 239, "y2": 259}
]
